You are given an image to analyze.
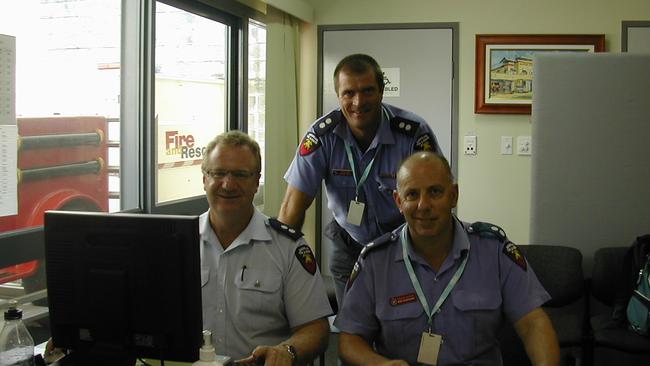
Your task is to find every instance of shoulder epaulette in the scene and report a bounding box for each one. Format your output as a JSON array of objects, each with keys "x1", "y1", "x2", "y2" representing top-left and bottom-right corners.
[
  {"x1": 348, "y1": 231, "x2": 397, "y2": 290},
  {"x1": 359, "y1": 231, "x2": 398, "y2": 259},
  {"x1": 313, "y1": 110, "x2": 342, "y2": 137},
  {"x1": 390, "y1": 116, "x2": 420, "y2": 137},
  {"x1": 267, "y1": 218, "x2": 303, "y2": 241},
  {"x1": 467, "y1": 221, "x2": 508, "y2": 243},
  {"x1": 467, "y1": 222, "x2": 526, "y2": 270}
]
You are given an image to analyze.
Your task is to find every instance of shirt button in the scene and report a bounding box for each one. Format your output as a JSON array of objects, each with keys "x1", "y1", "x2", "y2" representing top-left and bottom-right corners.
[
  {"x1": 219, "y1": 308, "x2": 223, "y2": 313},
  {"x1": 434, "y1": 277, "x2": 439, "y2": 282}
]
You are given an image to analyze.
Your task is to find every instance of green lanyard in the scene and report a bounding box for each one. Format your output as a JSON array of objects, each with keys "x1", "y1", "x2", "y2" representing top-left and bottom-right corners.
[
  {"x1": 343, "y1": 141, "x2": 381, "y2": 201},
  {"x1": 400, "y1": 225, "x2": 469, "y2": 332}
]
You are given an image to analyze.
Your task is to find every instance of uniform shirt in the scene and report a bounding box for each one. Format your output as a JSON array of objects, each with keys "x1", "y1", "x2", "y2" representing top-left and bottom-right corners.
[
  {"x1": 284, "y1": 103, "x2": 440, "y2": 245},
  {"x1": 199, "y1": 208, "x2": 333, "y2": 360},
  {"x1": 335, "y1": 217, "x2": 550, "y2": 365}
]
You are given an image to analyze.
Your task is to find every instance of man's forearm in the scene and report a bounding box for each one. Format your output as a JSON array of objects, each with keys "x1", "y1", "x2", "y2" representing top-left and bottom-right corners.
[
  {"x1": 278, "y1": 202, "x2": 306, "y2": 230},
  {"x1": 339, "y1": 332, "x2": 408, "y2": 366},
  {"x1": 278, "y1": 185, "x2": 313, "y2": 230},
  {"x1": 515, "y1": 308, "x2": 560, "y2": 366},
  {"x1": 282, "y1": 318, "x2": 329, "y2": 364}
]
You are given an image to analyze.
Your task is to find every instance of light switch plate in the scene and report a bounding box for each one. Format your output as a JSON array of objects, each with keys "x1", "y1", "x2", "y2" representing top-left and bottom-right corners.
[
  {"x1": 517, "y1": 136, "x2": 532, "y2": 155},
  {"x1": 501, "y1": 136, "x2": 513, "y2": 155}
]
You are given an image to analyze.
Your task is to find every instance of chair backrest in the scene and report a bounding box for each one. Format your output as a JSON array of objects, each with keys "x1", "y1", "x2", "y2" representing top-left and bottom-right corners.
[
  {"x1": 521, "y1": 245, "x2": 584, "y2": 307},
  {"x1": 591, "y1": 246, "x2": 628, "y2": 306}
]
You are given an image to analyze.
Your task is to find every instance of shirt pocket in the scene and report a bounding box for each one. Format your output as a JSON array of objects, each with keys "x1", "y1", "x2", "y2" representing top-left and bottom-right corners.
[
  {"x1": 330, "y1": 174, "x2": 356, "y2": 188},
  {"x1": 376, "y1": 301, "x2": 424, "y2": 347},
  {"x1": 201, "y1": 267, "x2": 220, "y2": 311},
  {"x1": 233, "y1": 269, "x2": 283, "y2": 330},
  {"x1": 451, "y1": 289, "x2": 502, "y2": 358},
  {"x1": 375, "y1": 176, "x2": 396, "y2": 195}
]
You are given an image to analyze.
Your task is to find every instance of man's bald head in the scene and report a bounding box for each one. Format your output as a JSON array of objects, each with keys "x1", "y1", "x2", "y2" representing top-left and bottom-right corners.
[{"x1": 396, "y1": 152, "x2": 454, "y2": 191}]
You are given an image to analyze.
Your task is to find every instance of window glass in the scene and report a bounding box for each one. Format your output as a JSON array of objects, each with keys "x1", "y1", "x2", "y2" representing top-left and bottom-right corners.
[
  {"x1": 155, "y1": 2, "x2": 228, "y2": 204},
  {"x1": 0, "y1": 0, "x2": 120, "y2": 299}
]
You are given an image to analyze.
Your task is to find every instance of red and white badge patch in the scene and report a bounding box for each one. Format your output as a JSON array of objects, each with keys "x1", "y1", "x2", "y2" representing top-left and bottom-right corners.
[
  {"x1": 295, "y1": 244, "x2": 317, "y2": 275},
  {"x1": 503, "y1": 242, "x2": 527, "y2": 271},
  {"x1": 390, "y1": 293, "x2": 417, "y2": 306},
  {"x1": 299, "y1": 132, "x2": 320, "y2": 156}
]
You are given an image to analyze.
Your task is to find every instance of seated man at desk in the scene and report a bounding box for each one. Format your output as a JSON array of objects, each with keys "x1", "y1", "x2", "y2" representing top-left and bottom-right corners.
[
  {"x1": 200, "y1": 131, "x2": 332, "y2": 365},
  {"x1": 335, "y1": 151, "x2": 559, "y2": 366}
]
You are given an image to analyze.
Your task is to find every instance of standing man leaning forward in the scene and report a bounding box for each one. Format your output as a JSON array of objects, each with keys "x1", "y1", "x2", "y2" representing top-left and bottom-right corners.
[
  {"x1": 280, "y1": 54, "x2": 441, "y2": 306},
  {"x1": 335, "y1": 152, "x2": 560, "y2": 366},
  {"x1": 200, "y1": 131, "x2": 332, "y2": 365}
]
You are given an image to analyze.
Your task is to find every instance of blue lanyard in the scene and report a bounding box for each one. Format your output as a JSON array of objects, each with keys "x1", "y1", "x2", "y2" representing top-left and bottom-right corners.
[
  {"x1": 343, "y1": 141, "x2": 381, "y2": 201},
  {"x1": 400, "y1": 225, "x2": 469, "y2": 331}
]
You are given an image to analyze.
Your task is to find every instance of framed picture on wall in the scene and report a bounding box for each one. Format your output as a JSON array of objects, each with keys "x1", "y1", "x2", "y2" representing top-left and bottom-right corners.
[
  {"x1": 474, "y1": 34, "x2": 606, "y2": 114},
  {"x1": 622, "y1": 21, "x2": 650, "y2": 53}
]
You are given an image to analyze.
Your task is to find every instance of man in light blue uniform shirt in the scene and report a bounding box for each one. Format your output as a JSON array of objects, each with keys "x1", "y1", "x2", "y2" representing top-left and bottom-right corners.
[
  {"x1": 335, "y1": 152, "x2": 560, "y2": 366},
  {"x1": 200, "y1": 131, "x2": 332, "y2": 365},
  {"x1": 280, "y1": 54, "x2": 441, "y2": 307}
]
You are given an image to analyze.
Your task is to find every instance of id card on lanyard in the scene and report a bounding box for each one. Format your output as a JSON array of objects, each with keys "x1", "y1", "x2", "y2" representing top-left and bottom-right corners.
[
  {"x1": 400, "y1": 226, "x2": 469, "y2": 365},
  {"x1": 344, "y1": 141, "x2": 381, "y2": 226}
]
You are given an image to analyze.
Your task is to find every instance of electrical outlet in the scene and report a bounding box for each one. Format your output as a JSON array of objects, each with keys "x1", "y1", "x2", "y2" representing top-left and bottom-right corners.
[
  {"x1": 464, "y1": 135, "x2": 477, "y2": 155},
  {"x1": 501, "y1": 136, "x2": 513, "y2": 155},
  {"x1": 517, "y1": 136, "x2": 532, "y2": 155}
]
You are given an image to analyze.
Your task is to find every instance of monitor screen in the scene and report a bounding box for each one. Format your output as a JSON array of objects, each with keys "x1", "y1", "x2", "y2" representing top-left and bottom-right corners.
[{"x1": 44, "y1": 210, "x2": 202, "y2": 364}]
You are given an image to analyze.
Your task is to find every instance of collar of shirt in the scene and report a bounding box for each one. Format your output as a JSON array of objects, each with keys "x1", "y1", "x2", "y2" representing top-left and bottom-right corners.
[
  {"x1": 393, "y1": 216, "x2": 470, "y2": 274},
  {"x1": 199, "y1": 208, "x2": 272, "y2": 253},
  {"x1": 333, "y1": 103, "x2": 396, "y2": 152}
]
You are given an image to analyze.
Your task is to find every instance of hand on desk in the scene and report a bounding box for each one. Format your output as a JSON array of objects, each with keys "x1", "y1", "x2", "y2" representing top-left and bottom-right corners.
[
  {"x1": 44, "y1": 338, "x2": 66, "y2": 364},
  {"x1": 235, "y1": 345, "x2": 293, "y2": 366}
]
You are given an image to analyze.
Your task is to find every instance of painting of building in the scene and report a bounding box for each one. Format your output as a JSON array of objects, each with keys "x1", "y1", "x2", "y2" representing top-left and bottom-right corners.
[{"x1": 489, "y1": 52, "x2": 534, "y2": 100}]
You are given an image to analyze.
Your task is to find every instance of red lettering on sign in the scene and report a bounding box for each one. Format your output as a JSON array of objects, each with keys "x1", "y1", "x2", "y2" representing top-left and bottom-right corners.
[{"x1": 165, "y1": 130, "x2": 196, "y2": 149}]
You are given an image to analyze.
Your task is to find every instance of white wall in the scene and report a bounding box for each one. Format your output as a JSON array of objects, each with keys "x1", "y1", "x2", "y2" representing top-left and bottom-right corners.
[{"x1": 294, "y1": 0, "x2": 650, "y2": 245}]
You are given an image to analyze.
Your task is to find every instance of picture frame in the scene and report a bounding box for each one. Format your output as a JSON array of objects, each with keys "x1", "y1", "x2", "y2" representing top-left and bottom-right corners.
[
  {"x1": 622, "y1": 21, "x2": 650, "y2": 53},
  {"x1": 474, "y1": 34, "x2": 606, "y2": 114}
]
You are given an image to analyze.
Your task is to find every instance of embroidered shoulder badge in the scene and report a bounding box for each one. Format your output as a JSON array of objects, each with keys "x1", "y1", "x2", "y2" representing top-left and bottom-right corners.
[
  {"x1": 299, "y1": 132, "x2": 321, "y2": 156},
  {"x1": 295, "y1": 244, "x2": 317, "y2": 275},
  {"x1": 503, "y1": 242, "x2": 527, "y2": 271},
  {"x1": 390, "y1": 117, "x2": 419, "y2": 137},
  {"x1": 414, "y1": 133, "x2": 434, "y2": 152},
  {"x1": 467, "y1": 222, "x2": 508, "y2": 243},
  {"x1": 268, "y1": 218, "x2": 303, "y2": 241}
]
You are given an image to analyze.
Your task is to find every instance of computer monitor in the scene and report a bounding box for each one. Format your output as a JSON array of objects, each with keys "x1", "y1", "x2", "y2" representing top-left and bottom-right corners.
[{"x1": 44, "y1": 210, "x2": 202, "y2": 365}]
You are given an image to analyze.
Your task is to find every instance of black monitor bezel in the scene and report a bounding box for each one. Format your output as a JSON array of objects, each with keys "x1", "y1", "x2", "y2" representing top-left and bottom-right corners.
[{"x1": 44, "y1": 210, "x2": 202, "y2": 363}]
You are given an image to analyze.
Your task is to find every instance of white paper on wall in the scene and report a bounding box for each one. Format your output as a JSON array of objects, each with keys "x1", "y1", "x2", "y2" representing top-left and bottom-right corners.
[
  {"x1": 0, "y1": 34, "x2": 16, "y2": 126},
  {"x1": 382, "y1": 67, "x2": 401, "y2": 97},
  {"x1": 0, "y1": 125, "x2": 17, "y2": 216}
]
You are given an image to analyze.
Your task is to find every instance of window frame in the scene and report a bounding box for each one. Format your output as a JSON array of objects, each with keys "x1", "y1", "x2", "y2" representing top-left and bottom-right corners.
[
  {"x1": 147, "y1": 0, "x2": 251, "y2": 215},
  {"x1": 0, "y1": 0, "x2": 267, "y2": 291}
]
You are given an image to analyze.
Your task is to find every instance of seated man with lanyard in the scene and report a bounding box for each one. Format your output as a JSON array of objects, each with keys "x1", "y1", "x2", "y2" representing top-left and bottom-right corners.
[{"x1": 335, "y1": 151, "x2": 559, "y2": 366}]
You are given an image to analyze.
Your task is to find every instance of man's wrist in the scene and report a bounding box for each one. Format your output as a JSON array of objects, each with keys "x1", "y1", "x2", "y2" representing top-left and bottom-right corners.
[{"x1": 282, "y1": 344, "x2": 297, "y2": 365}]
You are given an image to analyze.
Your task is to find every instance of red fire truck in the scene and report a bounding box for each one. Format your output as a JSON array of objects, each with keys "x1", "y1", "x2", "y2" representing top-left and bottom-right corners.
[{"x1": 0, "y1": 116, "x2": 109, "y2": 287}]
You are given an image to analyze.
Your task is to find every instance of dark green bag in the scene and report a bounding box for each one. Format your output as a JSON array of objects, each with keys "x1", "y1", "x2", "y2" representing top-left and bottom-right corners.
[{"x1": 627, "y1": 253, "x2": 650, "y2": 335}]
